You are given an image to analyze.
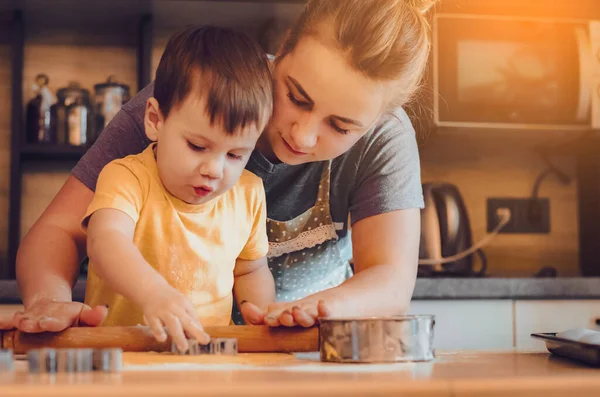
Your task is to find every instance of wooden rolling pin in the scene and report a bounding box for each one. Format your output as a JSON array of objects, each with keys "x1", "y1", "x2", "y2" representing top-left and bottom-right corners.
[{"x1": 0, "y1": 325, "x2": 319, "y2": 354}]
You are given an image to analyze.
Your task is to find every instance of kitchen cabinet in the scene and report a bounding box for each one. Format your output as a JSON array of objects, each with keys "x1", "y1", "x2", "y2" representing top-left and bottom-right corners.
[
  {"x1": 410, "y1": 299, "x2": 600, "y2": 351},
  {"x1": 408, "y1": 300, "x2": 514, "y2": 350},
  {"x1": 514, "y1": 300, "x2": 600, "y2": 351}
]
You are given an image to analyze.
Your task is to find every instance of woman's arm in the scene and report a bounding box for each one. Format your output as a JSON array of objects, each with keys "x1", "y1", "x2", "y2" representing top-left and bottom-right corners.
[
  {"x1": 320, "y1": 208, "x2": 420, "y2": 316},
  {"x1": 17, "y1": 176, "x2": 91, "y2": 306},
  {"x1": 261, "y1": 209, "x2": 419, "y2": 327},
  {"x1": 5, "y1": 84, "x2": 153, "y2": 332},
  {"x1": 8, "y1": 176, "x2": 108, "y2": 333}
]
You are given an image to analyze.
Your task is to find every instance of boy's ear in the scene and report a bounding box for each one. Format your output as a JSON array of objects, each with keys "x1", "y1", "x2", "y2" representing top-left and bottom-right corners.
[{"x1": 144, "y1": 98, "x2": 163, "y2": 141}]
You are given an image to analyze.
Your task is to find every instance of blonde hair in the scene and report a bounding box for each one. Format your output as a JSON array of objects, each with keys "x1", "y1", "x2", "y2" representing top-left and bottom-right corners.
[{"x1": 277, "y1": 0, "x2": 437, "y2": 109}]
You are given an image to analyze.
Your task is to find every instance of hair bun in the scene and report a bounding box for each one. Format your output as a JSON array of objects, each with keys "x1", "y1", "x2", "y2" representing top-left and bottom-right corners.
[{"x1": 406, "y1": 0, "x2": 437, "y2": 13}]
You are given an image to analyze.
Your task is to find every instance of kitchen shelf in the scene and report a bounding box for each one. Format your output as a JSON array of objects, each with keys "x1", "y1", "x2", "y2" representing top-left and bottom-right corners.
[
  {"x1": 20, "y1": 144, "x2": 89, "y2": 162},
  {"x1": 5, "y1": 9, "x2": 154, "y2": 279}
]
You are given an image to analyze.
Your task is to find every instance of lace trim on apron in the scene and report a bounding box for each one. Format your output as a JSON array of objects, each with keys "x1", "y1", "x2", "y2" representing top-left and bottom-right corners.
[{"x1": 267, "y1": 223, "x2": 338, "y2": 258}]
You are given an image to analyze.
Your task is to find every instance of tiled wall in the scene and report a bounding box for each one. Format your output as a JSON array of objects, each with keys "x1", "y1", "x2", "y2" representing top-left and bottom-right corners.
[{"x1": 0, "y1": 1, "x2": 583, "y2": 277}]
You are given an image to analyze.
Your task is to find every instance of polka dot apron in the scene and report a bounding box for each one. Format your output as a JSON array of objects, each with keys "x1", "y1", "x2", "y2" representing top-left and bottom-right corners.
[{"x1": 232, "y1": 160, "x2": 352, "y2": 324}]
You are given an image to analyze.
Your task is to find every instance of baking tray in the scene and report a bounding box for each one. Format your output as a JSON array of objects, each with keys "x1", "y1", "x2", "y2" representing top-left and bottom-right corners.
[{"x1": 531, "y1": 332, "x2": 600, "y2": 367}]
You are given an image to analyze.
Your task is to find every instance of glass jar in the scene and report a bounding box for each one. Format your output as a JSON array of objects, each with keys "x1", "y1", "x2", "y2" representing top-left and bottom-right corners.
[
  {"x1": 93, "y1": 76, "x2": 130, "y2": 140},
  {"x1": 50, "y1": 82, "x2": 93, "y2": 146}
]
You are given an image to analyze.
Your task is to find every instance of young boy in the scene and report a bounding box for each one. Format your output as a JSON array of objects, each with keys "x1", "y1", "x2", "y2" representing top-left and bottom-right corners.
[{"x1": 82, "y1": 25, "x2": 275, "y2": 352}]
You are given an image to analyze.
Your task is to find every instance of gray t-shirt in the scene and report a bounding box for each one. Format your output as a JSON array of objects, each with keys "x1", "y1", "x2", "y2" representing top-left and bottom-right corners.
[{"x1": 73, "y1": 82, "x2": 424, "y2": 287}]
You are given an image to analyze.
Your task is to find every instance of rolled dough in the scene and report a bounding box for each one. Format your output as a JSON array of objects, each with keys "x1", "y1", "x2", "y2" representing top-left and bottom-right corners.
[{"x1": 124, "y1": 352, "x2": 296, "y2": 366}]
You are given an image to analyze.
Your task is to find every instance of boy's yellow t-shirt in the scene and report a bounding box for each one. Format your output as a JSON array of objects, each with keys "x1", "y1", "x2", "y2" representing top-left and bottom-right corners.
[{"x1": 82, "y1": 143, "x2": 268, "y2": 327}]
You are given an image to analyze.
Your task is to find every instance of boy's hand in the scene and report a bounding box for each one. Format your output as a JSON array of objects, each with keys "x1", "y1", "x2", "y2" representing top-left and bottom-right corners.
[
  {"x1": 240, "y1": 299, "x2": 332, "y2": 328},
  {"x1": 10, "y1": 299, "x2": 108, "y2": 333},
  {"x1": 141, "y1": 284, "x2": 210, "y2": 352},
  {"x1": 238, "y1": 300, "x2": 266, "y2": 325}
]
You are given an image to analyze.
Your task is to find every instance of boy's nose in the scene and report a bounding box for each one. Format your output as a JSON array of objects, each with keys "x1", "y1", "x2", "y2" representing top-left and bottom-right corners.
[{"x1": 200, "y1": 156, "x2": 224, "y2": 180}]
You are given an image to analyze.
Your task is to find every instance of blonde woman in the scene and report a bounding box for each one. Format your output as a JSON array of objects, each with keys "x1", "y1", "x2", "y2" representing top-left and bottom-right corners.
[{"x1": 8, "y1": 0, "x2": 437, "y2": 332}]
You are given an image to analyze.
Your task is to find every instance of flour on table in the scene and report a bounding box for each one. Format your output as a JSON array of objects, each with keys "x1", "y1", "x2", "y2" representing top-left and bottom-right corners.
[{"x1": 124, "y1": 352, "x2": 420, "y2": 373}]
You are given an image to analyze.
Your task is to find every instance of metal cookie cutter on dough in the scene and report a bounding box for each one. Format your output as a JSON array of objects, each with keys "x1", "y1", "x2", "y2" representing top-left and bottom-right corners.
[
  {"x1": 92, "y1": 348, "x2": 123, "y2": 372},
  {"x1": 318, "y1": 315, "x2": 436, "y2": 363},
  {"x1": 171, "y1": 338, "x2": 238, "y2": 356},
  {"x1": 27, "y1": 348, "x2": 123, "y2": 373}
]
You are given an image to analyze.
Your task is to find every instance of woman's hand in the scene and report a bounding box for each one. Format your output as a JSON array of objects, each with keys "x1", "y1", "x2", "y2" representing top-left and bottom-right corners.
[
  {"x1": 240, "y1": 299, "x2": 332, "y2": 328},
  {"x1": 10, "y1": 299, "x2": 108, "y2": 333}
]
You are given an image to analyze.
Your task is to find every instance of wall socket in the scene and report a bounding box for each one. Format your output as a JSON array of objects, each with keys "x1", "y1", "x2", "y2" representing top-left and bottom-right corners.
[{"x1": 487, "y1": 197, "x2": 550, "y2": 234}]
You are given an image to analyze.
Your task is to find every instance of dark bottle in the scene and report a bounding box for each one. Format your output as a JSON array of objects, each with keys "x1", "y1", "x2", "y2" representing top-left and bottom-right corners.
[{"x1": 25, "y1": 74, "x2": 56, "y2": 144}]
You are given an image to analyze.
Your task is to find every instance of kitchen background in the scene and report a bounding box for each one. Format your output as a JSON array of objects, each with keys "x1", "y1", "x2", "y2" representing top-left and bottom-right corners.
[{"x1": 0, "y1": 0, "x2": 599, "y2": 280}]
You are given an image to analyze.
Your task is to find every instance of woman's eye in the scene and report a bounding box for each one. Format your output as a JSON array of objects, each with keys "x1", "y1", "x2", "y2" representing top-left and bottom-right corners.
[
  {"x1": 228, "y1": 153, "x2": 243, "y2": 160},
  {"x1": 330, "y1": 122, "x2": 349, "y2": 135},
  {"x1": 287, "y1": 92, "x2": 311, "y2": 109},
  {"x1": 187, "y1": 141, "x2": 205, "y2": 152}
]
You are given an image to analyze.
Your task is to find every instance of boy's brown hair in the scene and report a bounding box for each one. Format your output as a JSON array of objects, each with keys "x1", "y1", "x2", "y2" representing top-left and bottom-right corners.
[{"x1": 154, "y1": 25, "x2": 273, "y2": 134}]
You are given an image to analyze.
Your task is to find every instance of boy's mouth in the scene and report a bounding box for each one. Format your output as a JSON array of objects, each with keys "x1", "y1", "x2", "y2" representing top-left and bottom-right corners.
[{"x1": 193, "y1": 185, "x2": 213, "y2": 197}]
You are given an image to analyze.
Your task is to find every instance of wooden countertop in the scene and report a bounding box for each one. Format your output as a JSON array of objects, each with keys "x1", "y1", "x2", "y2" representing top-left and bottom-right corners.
[{"x1": 1, "y1": 350, "x2": 599, "y2": 396}]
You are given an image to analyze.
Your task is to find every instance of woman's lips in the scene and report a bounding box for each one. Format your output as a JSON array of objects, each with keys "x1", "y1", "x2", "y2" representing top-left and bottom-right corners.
[{"x1": 282, "y1": 137, "x2": 308, "y2": 156}]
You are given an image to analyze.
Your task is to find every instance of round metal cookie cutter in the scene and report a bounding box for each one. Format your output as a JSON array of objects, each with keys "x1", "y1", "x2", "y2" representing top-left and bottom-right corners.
[{"x1": 319, "y1": 315, "x2": 435, "y2": 363}]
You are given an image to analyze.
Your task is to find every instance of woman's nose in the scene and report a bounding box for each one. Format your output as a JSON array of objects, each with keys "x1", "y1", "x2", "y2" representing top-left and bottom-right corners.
[{"x1": 289, "y1": 117, "x2": 318, "y2": 149}]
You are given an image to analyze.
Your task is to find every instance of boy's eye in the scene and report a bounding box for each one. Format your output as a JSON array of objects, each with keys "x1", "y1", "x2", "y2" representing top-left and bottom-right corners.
[
  {"x1": 187, "y1": 141, "x2": 205, "y2": 152},
  {"x1": 330, "y1": 121, "x2": 349, "y2": 135},
  {"x1": 287, "y1": 92, "x2": 311, "y2": 109},
  {"x1": 228, "y1": 153, "x2": 244, "y2": 160}
]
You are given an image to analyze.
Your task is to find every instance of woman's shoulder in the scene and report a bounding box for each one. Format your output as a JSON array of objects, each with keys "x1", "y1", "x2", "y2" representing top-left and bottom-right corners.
[
  {"x1": 365, "y1": 107, "x2": 417, "y2": 148},
  {"x1": 121, "y1": 81, "x2": 154, "y2": 122},
  {"x1": 334, "y1": 106, "x2": 418, "y2": 171},
  {"x1": 72, "y1": 82, "x2": 154, "y2": 191},
  {"x1": 331, "y1": 107, "x2": 424, "y2": 217}
]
